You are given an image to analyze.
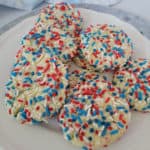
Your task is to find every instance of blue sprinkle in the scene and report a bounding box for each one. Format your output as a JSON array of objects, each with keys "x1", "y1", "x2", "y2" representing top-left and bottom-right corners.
[
  {"x1": 102, "y1": 43, "x2": 108, "y2": 49},
  {"x1": 45, "y1": 47, "x2": 51, "y2": 53},
  {"x1": 143, "y1": 68, "x2": 150, "y2": 74},
  {"x1": 43, "y1": 87, "x2": 50, "y2": 93},
  {"x1": 102, "y1": 35, "x2": 109, "y2": 38},
  {"x1": 51, "y1": 89, "x2": 58, "y2": 96},
  {"x1": 6, "y1": 100, "x2": 13, "y2": 106},
  {"x1": 77, "y1": 117, "x2": 83, "y2": 124},
  {"x1": 42, "y1": 112, "x2": 46, "y2": 117},
  {"x1": 89, "y1": 128, "x2": 94, "y2": 133},
  {"x1": 33, "y1": 97, "x2": 37, "y2": 103},
  {"x1": 78, "y1": 109, "x2": 87, "y2": 116},
  {"x1": 71, "y1": 115, "x2": 77, "y2": 122},
  {"x1": 102, "y1": 116, "x2": 106, "y2": 120},
  {"x1": 19, "y1": 108, "x2": 24, "y2": 113},
  {"x1": 21, "y1": 111, "x2": 27, "y2": 119},
  {"x1": 48, "y1": 78, "x2": 52, "y2": 82},
  {"x1": 99, "y1": 110, "x2": 104, "y2": 116},
  {"x1": 88, "y1": 119, "x2": 92, "y2": 124},
  {"x1": 139, "y1": 60, "x2": 147, "y2": 66},
  {"x1": 23, "y1": 77, "x2": 32, "y2": 84},
  {"x1": 31, "y1": 72, "x2": 34, "y2": 75},
  {"x1": 32, "y1": 119, "x2": 41, "y2": 125},
  {"x1": 6, "y1": 80, "x2": 13, "y2": 86},
  {"x1": 53, "y1": 112, "x2": 57, "y2": 117},
  {"x1": 113, "y1": 47, "x2": 124, "y2": 56},
  {"x1": 32, "y1": 58, "x2": 36, "y2": 61},
  {"x1": 29, "y1": 99, "x2": 33, "y2": 105},
  {"x1": 66, "y1": 134, "x2": 72, "y2": 141},
  {"x1": 101, "y1": 128, "x2": 107, "y2": 136},
  {"x1": 45, "y1": 106, "x2": 50, "y2": 116},
  {"x1": 37, "y1": 72, "x2": 42, "y2": 76},
  {"x1": 92, "y1": 110, "x2": 97, "y2": 116},
  {"x1": 120, "y1": 93, "x2": 126, "y2": 99},
  {"x1": 63, "y1": 127, "x2": 69, "y2": 132},
  {"x1": 94, "y1": 119, "x2": 102, "y2": 127},
  {"x1": 109, "y1": 53, "x2": 113, "y2": 56},
  {"x1": 112, "y1": 92, "x2": 117, "y2": 96},
  {"x1": 105, "y1": 122, "x2": 111, "y2": 127},
  {"x1": 59, "y1": 83, "x2": 64, "y2": 89},
  {"x1": 63, "y1": 54, "x2": 69, "y2": 60},
  {"x1": 117, "y1": 122, "x2": 124, "y2": 128},
  {"x1": 50, "y1": 58, "x2": 56, "y2": 63},
  {"x1": 11, "y1": 72, "x2": 17, "y2": 77},
  {"x1": 94, "y1": 60, "x2": 99, "y2": 66},
  {"x1": 110, "y1": 129, "x2": 119, "y2": 135},
  {"x1": 146, "y1": 86, "x2": 150, "y2": 92},
  {"x1": 31, "y1": 33, "x2": 42, "y2": 39},
  {"x1": 116, "y1": 106, "x2": 125, "y2": 110},
  {"x1": 137, "y1": 91, "x2": 143, "y2": 101},
  {"x1": 46, "y1": 16, "x2": 49, "y2": 20},
  {"x1": 96, "y1": 89, "x2": 101, "y2": 94},
  {"x1": 19, "y1": 72, "x2": 22, "y2": 76},
  {"x1": 92, "y1": 42, "x2": 96, "y2": 46},
  {"x1": 42, "y1": 30, "x2": 46, "y2": 34},
  {"x1": 36, "y1": 17, "x2": 40, "y2": 23},
  {"x1": 82, "y1": 146, "x2": 88, "y2": 150},
  {"x1": 134, "y1": 83, "x2": 140, "y2": 90},
  {"x1": 106, "y1": 105, "x2": 113, "y2": 112},
  {"x1": 37, "y1": 96, "x2": 44, "y2": 101},
  {"x1": 92, "y1": 82, "x2": 97, "y2": 86},
  {"x1": 125, "y1": 82, "x2": 129, "y2": 86},
  {"x1": 130, "y1": 88, "x2": 135, "y2": 94}
]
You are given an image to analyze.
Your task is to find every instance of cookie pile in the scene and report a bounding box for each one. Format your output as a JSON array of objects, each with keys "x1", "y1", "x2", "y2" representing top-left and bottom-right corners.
[{"x1": 4, "y1": 2, "x2": 150, "y2": 150}]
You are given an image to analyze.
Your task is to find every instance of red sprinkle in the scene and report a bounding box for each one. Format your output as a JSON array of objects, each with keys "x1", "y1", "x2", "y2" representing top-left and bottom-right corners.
[
  {"x1": 5, "y1": 93, "x2": 13, "y2": 99},
  {"x1": 60, "y1": 5, "x2": 66, "y2": 11},
  {"x1": 36, "y1": 106, "x2": 40, "y2": 111},
  {"x1": 43, "y1": 63, "x2": 50, "y2": 73},
  {"x1": 23, "y1": 83, "x2": 31, "y2": 87}
]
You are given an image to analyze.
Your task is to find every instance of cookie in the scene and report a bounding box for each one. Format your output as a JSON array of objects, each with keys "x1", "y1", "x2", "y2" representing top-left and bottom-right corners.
[
  {"x1": 113, "y1": 58, "x2": 150, "y2": 112},
  {"x1": 20, "y1": 3, "x2": 83, "y2": 63},
  {"x1": 38, "y1": 2, "x2": 83, "y2": 37},
  {"x1": 5, "y1": 51, "x2": 69, "y2": 124},
  {"x1": 25, "y1": 2, "x2": 83, "y2": 38},
  {"x1": 80, "y1": 24, "x2": 133, "y2": 71},
  {"x1": 21, "y1": 27, "x2": 77, "y2": 63},
  {"x1": 58, "y1": 80, "x2": 131, "y2": 149}
]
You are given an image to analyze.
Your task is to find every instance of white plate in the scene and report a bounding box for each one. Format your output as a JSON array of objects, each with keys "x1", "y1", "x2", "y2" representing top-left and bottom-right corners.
[{"x1": 0, "y1": 8, "x2": 150, "y2": 150}]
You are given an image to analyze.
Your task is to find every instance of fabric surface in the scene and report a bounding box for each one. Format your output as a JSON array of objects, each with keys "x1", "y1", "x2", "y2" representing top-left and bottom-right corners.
[
  {"x1": 0, "y1": 3, "x2": 150, "y2": 40},
  {"x1": 0, "y1": 0, "x2": 44, "y2": 10},
  {"x1": 45, "y1": 0, "x2": 121, "y2": 6}
]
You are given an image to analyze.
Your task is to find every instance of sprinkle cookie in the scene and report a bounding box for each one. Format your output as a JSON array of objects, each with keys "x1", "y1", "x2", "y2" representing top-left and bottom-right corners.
[
  {"x1": 36, "y1": 2, "x2": 83, "y2": 37},
  {"x1": 80, "y1": 24, "x2": 133, "y2": 71},
  {"x1": 21, "y1": 2, "x2": 83, "y2": 63},
  {"x1": 21, "y1": 27, "x2": 77, "y2": 63},
  {"x1": 113, "y1": 58, "x2": 150, "y2": 112},
  {"x1": 5, "y1": 51, "x2": 69, "y2": 124},
  {"x1": 59, "y1": 80, "x2": 131, "y2": 149}
]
